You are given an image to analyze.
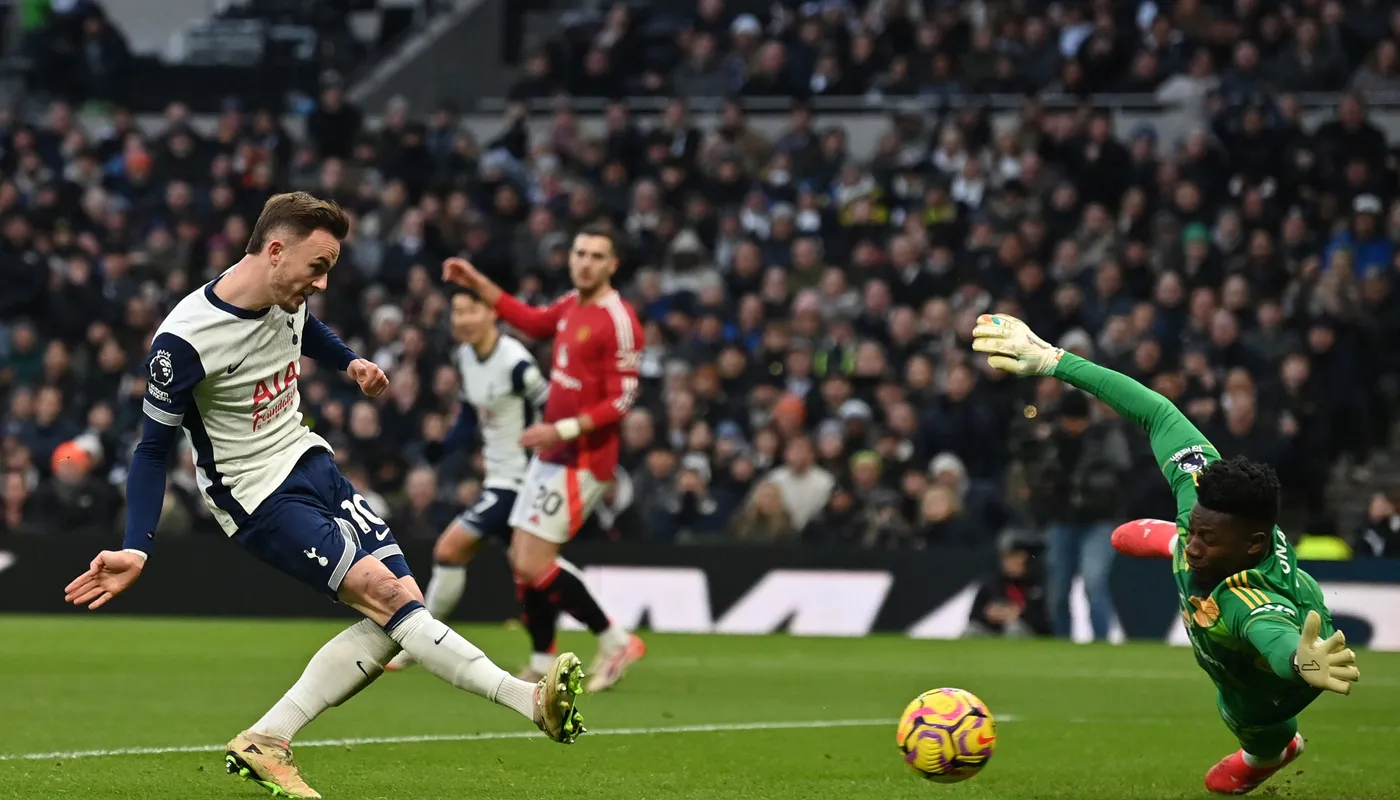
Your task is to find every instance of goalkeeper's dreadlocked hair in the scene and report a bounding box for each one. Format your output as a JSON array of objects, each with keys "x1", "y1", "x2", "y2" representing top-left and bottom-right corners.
[{"x1": 1196, "y1": 456, "x2": 1281, "y2": 533}]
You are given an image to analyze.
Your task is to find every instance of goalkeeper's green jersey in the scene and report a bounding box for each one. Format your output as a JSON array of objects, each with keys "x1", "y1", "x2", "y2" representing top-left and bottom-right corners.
[{"x1": 1053, "y1": 354, "x2": 1332, "y2": 721}]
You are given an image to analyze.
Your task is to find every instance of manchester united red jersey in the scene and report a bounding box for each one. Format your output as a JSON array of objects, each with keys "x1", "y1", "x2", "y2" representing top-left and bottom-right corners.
[{"x1": 494, "y1": 289, "x2": 642, "y2": 481}]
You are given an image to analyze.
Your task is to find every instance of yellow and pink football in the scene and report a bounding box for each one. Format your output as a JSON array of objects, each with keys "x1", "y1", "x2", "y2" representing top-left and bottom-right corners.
[{"x1": 896, "y1": 687, "x2": 997, "y2": 782}]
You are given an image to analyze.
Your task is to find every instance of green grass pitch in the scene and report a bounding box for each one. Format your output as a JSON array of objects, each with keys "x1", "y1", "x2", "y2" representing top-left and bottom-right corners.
[{"x1": 0, "y1": 616, "x2": 1396, "y2": 799}]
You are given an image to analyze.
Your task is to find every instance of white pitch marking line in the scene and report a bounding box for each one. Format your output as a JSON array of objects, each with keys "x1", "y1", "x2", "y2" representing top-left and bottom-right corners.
[
  {"x1": 6, "y1": 717, "x2": 1019, "y2": 762},
  {"x1": 5, "y1": 712, "x2": 1390, "y2": 764}
]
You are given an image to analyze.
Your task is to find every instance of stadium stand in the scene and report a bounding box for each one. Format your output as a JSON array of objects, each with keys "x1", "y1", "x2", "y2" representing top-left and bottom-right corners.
[
  {"x1": 10, "y1": 0, "x2": 452, "y2": 111},
  {"x1": 3, "y1": 0, "x2": 1400, "y2": 643}
]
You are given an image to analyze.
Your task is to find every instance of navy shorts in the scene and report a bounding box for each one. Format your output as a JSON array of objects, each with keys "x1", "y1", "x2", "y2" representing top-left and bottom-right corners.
[
  {"x1": 455, "y1": 488, "x2": 517, "y2": 543},
  {"x1": 234, "y1": 449, "x2": 413, "y2": 600}
]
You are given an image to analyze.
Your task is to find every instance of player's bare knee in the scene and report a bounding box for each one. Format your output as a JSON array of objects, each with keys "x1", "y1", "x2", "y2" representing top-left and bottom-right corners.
[
  {"x1": 432, "y1": 537, "x2": 459, "y2": 565},
  {"x1": 508, "y1": 531, "x2": 557, "y2": 582},
  {"x1": 433, "y1": 522, "x2": 481, "y2": 566},
  {"x1": 507, "y1": 547, "x2": 535, "y2": 580},
  {"x1": 433, "y1": 534, "x2": 473, "y2": 566},
  {"x1": 365, "y1": 571, "x2": 407, "y2": 611},
  {"x1": 396, "y1": 574, "x2": 425, "y2": 604},
  {"x1": 341, "y1": 559, "x2": 410, "y2": 619}
]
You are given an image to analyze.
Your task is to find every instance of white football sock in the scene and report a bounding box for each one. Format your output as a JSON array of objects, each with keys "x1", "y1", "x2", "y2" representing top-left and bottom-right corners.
[
  {"x1": 530, "y1": 652, "x2": 556, "y2": 674},
  {"x1": 598, "y1": 623, "x2": 630, "y2": 652},
  {"x1": 424, "y1": 564, "x2": 467, "y2": 619},
  {"x1": 386, "y1": 606, "x2": 535, "y2": 720},
  {"x1": 251, "y1": 619, "x2": 401, "y2": 743},
  {"x1": 1242, "y1": 748, "x2": 1287, "y2": 768},
  {"x1": 494, "y1": 675, "x2": 537, "y2": 719}
]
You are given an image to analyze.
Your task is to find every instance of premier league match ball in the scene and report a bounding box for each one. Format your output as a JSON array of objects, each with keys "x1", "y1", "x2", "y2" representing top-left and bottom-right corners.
[{"x1": 896, "y1": 688, "x2": 997, "y2": 783}]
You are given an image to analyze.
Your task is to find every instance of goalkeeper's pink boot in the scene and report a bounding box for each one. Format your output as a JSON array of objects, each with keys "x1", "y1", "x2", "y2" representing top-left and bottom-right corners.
[
  {"x1": 1111, "y1": 518, "x2": 1178, "y2": 558},
  {"x1": 1204, "y1": 733, "x2": 1304, "y2": 795}
]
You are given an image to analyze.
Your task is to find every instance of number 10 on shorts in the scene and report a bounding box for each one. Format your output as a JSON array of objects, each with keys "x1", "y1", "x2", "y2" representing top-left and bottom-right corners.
[{"x1": 340, "y1": 493, "x2": 389, "y2": 540}]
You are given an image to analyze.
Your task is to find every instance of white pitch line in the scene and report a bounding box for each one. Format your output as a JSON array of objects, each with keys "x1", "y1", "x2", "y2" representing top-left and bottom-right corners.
[
  {"x1": 2, "y1": 717, "x2": 953, "y2": 762},
  {"x1": 19, "y1": 713, "x2": 1396, "y2": 763}
]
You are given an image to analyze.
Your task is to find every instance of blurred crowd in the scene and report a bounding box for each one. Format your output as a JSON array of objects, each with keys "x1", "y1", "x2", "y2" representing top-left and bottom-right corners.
[
  {"x1": 3, "y1": 0, "x2": 1400, "y2": 636},
  {"x1": 14, "y1": 0, "x2": 132, "y2": 106},
  {"x1": 13, "y1": 0, "x2": 450, "y2": 111},
  {"x1": 520, "y1": 0, "x2": 1400, "y2": 104}
]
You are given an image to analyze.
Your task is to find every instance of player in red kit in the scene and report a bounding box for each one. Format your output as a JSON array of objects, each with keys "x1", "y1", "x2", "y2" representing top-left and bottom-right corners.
[{"x1": 442, "y1": 223, "x2": 646, "y2": 692}]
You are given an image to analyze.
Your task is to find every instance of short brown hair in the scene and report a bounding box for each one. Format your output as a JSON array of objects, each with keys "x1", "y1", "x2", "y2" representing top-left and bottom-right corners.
[
  {"x1": 575, "y1": 221, "x2": 622, "y2": 260},
  {"x1": 246, "y1": 192, "x2": 350, "y2": 255}
]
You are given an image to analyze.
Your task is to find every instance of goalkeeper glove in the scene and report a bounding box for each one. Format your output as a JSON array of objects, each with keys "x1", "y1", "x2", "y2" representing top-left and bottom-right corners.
[
  {"x1": 1293, "y1": 610, "x2": 1361, "y2": 695},
  {"x1": 970, "y1": 313, "x2": 1065, "y2": 376}
]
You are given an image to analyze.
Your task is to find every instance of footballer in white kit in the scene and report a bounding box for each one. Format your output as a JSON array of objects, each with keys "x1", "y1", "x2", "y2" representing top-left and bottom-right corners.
[
  {"x1": 387, "y1": 289, "x2": 609, "y2": 681},
  {"x1": 387, "y1": 289, "x2": 545, "y2": 668},
  {"x1": 63, "y1": 193, "x2": 587, "y2": 800},
  {"x1": 138, "y1": 277, "x2": 411, "y2": 587}
]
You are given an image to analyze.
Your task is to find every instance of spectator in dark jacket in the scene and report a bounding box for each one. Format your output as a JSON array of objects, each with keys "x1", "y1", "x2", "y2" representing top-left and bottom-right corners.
[
  {"x1": 656, "y1": 453, "x2": 728, "y2": 540},
  {"x1": 966, "y1": 539, "x2": 1051, "y2": 638},
  {"x1": 1356, "y1": 492, "x2": 1400, "y2": 558},
  {"x1": 1021, "y1": 391, "x2": 1131, "y2": 642},
  {"x1": 30, "y1": 439, "x2": 119, "y2": 536}
]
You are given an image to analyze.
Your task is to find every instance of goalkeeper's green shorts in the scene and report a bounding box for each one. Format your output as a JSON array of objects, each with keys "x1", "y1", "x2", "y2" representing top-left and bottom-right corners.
[{"x1": 1216, "y1": 693, "x2": 1298, "y2": 758}]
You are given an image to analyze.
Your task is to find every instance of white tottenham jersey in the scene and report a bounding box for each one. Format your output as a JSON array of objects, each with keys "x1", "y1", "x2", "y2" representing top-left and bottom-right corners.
[
  {"x1": 143, "y1": 280, "x2": 332, "y2": 534},
  {"x1": 454, "y1": 333, "x2": 548, "y2": 490}
]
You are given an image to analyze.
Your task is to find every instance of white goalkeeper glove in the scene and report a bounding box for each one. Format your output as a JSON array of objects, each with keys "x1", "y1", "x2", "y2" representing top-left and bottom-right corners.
[
  {"x1": 970, "y1": 313, "x2": 1065, "y2": 376},
  {"x1": 1293, "y1": 610, "x2": 1360, "y2": 695}
]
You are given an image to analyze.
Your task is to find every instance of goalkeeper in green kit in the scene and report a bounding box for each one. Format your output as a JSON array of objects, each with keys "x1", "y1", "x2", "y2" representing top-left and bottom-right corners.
[{"x1": 971, "y1": 313, "x2": 1361, "y2": 796}]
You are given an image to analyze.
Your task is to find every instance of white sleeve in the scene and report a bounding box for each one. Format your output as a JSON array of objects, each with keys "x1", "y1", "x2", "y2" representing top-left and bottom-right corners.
[{"x1": 511, "y1": 354, "x2": 550, "y2": 408}]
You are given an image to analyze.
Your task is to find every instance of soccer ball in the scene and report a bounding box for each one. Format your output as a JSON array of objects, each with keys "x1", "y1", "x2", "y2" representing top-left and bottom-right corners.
[{"x1": 896, "y1": 687, "x2": 997, "y2": 782}]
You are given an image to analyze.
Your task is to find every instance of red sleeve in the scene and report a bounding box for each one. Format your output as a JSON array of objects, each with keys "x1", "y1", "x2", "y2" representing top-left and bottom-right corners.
[
  {"x1": 579, "y1": 299, "x2": 643, "y2": 430},
  {"x1": 494, "y1": 293, "x2": 568, "y2": 341}
]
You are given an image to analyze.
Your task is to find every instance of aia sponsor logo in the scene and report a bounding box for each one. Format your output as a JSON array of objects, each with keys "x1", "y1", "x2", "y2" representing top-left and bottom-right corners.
[{"x1": 252, "y1": 361, "x2": 300, "y2": 432}]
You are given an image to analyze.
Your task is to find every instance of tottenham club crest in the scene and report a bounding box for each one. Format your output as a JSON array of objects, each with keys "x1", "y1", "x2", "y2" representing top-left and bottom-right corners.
[{"x1": 149, "y1": 349, "x2": 175, "y2": 387}]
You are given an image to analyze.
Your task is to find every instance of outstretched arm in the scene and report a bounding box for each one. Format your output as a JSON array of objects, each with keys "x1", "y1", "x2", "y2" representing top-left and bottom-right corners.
[
  {"x1": 302, "y1": 314, "x2": 358, "y2": 372},
  {"x1": 67, "y1": 331, "x2": 201, "y2": 608},
  {"x1": 122, "y1": 417, "x2": 180, "y2": 556},
  {"x1": 124, "y1": 332, "x2": 205, "y2": 558},
  {"x1": 303, "y1": 314, "x2": 388, "y2": 397},
  {"x1": 494, "y1": 293, "x2": 570, "y2": 341},
  {"x1": 1050, "y1": 352, "x2": 1218, "y2": 477},
  {"x1": 66, "y1": 417, "x2": 178, "y2": 608},
  {"x1": 442, "y1": 257, "x2": 566, "y2": 340},
  {"x1": 972, "y1": 313, "x2": 1219, "y2": 522},
  {"x1": 1224, "y1": 594, "x2": 1360, "y2": 695},
  {"x1": 1244, "y1": 616, "x2": 1307, "y2": 680}
]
